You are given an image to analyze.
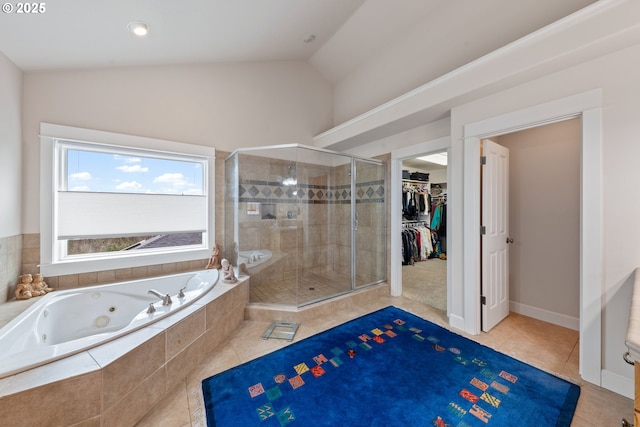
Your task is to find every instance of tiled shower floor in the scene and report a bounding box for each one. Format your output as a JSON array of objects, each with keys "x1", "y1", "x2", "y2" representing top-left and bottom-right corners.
[{"x1": 249, "y1": 271, "x2": 355, "y2": 306}]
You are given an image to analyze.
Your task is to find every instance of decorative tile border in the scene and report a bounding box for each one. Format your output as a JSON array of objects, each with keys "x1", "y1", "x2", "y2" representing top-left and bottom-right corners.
[{"x1": 237, "y1": 179, "x2": 384, "y2": 204}]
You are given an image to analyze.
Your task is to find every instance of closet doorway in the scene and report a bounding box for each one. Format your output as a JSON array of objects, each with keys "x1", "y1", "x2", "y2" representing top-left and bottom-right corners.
[
  {"x1": 401, "y1": 152, "x2": 448, "y2": 312},
  {"x1": 486, "y1": 119, "x2": 581, "y2": 330}
]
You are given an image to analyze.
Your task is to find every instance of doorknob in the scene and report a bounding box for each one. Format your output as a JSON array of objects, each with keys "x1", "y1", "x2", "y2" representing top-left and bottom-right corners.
[{"x1": 506, "y1": 237, "x2": 514, "y2": 244}]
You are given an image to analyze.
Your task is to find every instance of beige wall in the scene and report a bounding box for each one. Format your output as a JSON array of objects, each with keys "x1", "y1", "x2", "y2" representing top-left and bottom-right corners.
[
  {"x1": 0, "y1": 52, "x2": 23, "y2": 303},
  {"x1": 0, "y1": 51, "x2": 22, "y2": 237},
  {"x1": 496, "y1": 119, "x2": 580, "y2": 319},
  {"x1": 22, "y1": 61, "x2": 333, "y2": 234}
]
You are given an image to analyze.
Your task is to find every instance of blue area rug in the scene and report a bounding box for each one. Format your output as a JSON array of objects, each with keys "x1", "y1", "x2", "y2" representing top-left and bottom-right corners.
[{"x1": 202, "y1": 306, "x2": 580, "y2": 427}]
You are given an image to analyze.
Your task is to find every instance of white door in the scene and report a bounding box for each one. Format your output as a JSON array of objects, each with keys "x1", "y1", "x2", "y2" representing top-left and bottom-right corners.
[{"x1": 481, "y1": 139, "x2": 510, "y2": 332}]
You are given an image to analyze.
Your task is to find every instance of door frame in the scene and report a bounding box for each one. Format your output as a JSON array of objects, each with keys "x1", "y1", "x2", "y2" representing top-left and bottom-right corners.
[
  {"x1": 390, "y1": 137, "x2": 451, "y2": 314},
  {"x1": 462, "y1": 89, "x2": 603, "y2": 386}
]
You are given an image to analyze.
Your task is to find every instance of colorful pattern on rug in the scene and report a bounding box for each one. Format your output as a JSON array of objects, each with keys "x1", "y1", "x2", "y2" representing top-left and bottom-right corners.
[{"x1": 202, "y1": 306, "x2": 580, "y2": 427}]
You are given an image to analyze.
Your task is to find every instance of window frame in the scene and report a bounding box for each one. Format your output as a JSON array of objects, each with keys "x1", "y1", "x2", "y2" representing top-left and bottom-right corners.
[{"x1": 40, "y1": 123, "x2": 215, "y2": 276}]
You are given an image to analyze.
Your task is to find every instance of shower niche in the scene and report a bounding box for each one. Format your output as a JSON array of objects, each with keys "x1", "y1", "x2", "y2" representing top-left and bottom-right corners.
[{"x1": 225, "y1": 144, "x2": 386, "y2": 308}]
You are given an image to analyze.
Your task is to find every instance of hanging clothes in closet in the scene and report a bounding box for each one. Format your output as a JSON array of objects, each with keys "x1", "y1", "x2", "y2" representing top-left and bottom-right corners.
[
  {"x1": 402, "y1": 183, "x2": 431, "y2": 221},
  {"x1": 429, "y1": 195, "x2": 447, "y2": 255},
  {"x1": 401, "y1": 222, "x2": 435, "y2": 265}
]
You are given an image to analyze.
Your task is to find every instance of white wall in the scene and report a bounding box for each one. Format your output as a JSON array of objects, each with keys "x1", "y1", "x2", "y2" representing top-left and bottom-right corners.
[
  {"x1": 22, "y1": 61, "x2": 333, "y2": 233},
  {"x1": 450, "y1": 42, "x2": 640, "y2": 385},
  {"x1": 324, "y1": 0, "x2": 595, "y2": 124},
  {"x1": 0, "y1": 51, "x2": 22, "y2": 238}
]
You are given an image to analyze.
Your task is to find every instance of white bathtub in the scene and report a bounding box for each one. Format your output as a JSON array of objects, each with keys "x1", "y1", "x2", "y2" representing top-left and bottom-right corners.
[
  {"x1": 0, "y1": 269, "x2": 219, "y2": 379},
  {"x1": 237, "y1": 249, "x2": 273, "y2": 268}
]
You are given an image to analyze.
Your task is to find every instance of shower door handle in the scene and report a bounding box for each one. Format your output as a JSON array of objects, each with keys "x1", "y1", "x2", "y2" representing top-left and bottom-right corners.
[{"x1": 354, "y1": 213, "x2": 358, "y2": 231}]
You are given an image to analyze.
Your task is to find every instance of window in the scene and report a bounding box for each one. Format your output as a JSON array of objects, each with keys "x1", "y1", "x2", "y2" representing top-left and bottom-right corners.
[{"x1": 40, "y1": 123, "x2": 215, "y2": 276}]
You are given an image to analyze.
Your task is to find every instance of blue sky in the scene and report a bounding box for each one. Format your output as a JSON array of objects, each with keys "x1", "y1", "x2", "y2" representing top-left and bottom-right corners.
[{"x1": 66, "y1": 149, "x2": 204, "y2": 195}]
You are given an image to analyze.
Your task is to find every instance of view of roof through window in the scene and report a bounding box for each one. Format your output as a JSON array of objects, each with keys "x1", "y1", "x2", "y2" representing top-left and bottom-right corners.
[{"x1": 66, "y1": 148, "x2": 204, "y2": 195}]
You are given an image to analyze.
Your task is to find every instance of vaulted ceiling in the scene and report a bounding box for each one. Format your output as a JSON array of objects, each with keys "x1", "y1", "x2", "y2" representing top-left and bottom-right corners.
[{"x1": 0, "y1": 0, "x2": 596, "y2": 83}]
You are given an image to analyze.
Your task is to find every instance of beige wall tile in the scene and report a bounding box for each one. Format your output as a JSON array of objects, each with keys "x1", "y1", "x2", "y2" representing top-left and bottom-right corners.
[
  {"x1": 69, "y1": 416, "x2": 102, "y2": 427},
  {"x1": 78, "y1": 271, "x2": 98, "y2": 287},
  {"x1": 114, "y1": 268, "x2": 133, "y2": 281},
  {"x1": 166, "y1": 333, "x2": 208, "y2": 392},
  {"x1": 102, "y1": 332, "x2": 166, "y2": 409},
  {"x1": 162, "y1": 263, "x2": 178, "y2": 275},
  {"x1": 57, "y1": 274, "x2": 79, "y2": 290},
  {"x1": 0, "y1": 371, "x2": 101, "y2": 427},
  {"x1": 131, "y1": 265, "x2": 149, "y2": 279},
  {"x1": 147, "y1": 264, "x2": 164, "y2": 277},
  {"x1": 167, "y1": 308, "x2": 206, "y2": 360},
  {"x1": 22, "y1": 234, "x2": 39, "y2": 249},
  {"x1": 96, "y1": 269, "x2": 116, "y2": 284},
  {"x1": 102, "y1": 366, "x2": 167, "y2": 427}
]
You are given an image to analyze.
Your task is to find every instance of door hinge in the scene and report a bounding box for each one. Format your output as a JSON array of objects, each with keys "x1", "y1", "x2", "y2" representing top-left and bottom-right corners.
[
  {"x1": 480, "y1": 226, "x2": 486, "y2": 235},
  {"x1": 481, "y1": 296, "x2": 486, "y2": 305},
  {"x1": 480, "y1": 156, "x2": 487, "y2": 165}
]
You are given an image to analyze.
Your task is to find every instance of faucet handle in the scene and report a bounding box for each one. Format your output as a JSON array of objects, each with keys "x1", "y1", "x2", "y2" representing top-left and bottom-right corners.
[
  {"x1": 178, "y1": 287, "x2": 186, "y2": 298},
  {"x1": 147, "y1": 303, "x2": 156, "y2": 314}
]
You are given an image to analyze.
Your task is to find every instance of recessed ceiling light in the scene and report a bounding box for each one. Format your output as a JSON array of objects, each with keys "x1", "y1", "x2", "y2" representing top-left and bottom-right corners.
[
  {"x1": 417, "y1": 153, "x2": 448, "y2": 166},
  {"x1": 303, "y1": 34, "x2": 316, "y2": 44},
  {"x1": 127, "y1": 21, "x2": 149, "y2": 37}
]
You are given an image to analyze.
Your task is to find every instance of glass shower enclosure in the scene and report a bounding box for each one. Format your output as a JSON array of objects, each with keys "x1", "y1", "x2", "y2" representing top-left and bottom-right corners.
[{"x1": 224, "y1": 144, "x2": 386, "y2": 308}]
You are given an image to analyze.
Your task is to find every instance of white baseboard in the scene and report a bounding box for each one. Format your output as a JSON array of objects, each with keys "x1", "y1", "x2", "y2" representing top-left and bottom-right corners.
[
  {"x1": 509, "y1": 301, "x2": 579, "y2": 331},
  {"x1": 601, "y1": 369, "x2": 634, "y2": 400}
]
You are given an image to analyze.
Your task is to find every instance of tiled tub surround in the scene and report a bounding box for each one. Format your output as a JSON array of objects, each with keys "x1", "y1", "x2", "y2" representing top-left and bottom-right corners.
[
  {"x1": 0, "y1": 276, "x2": 249, "y2": 427},
  {"x1": 0, "y1": 269, "x2": 220, "y2": 379}
]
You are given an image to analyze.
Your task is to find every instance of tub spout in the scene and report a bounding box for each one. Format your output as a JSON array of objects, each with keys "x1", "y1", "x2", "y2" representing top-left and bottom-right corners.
[{"x1": 148, "y1": 289, "x2": 172, "y2": 305}]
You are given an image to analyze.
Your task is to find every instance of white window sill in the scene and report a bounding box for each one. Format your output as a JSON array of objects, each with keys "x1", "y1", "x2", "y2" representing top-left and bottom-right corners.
[{"x1": 40, "y1": 248, "x2": 211, "y2": 277}]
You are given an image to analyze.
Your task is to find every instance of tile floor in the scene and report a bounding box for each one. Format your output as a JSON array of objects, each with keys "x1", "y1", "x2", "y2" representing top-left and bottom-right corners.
[{"x1": 136, "y1": 295, "x2": 633, "y2": 427}]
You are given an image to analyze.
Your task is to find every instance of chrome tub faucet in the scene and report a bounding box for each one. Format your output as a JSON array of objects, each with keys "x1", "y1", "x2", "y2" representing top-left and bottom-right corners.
[{"x1": 148, "y1": 289, "x2": 172, "y2": 305}]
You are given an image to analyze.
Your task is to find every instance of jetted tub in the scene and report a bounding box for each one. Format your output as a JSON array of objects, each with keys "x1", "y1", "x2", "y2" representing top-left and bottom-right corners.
[{"x1": 0, "y1": 269, "x2": 219, "y2": 379}]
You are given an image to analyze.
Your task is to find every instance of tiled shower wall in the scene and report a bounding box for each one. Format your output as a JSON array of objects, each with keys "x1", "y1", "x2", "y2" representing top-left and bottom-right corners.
[{"x1": 232, "y1": 154, "x2": 385, "y2": 296}]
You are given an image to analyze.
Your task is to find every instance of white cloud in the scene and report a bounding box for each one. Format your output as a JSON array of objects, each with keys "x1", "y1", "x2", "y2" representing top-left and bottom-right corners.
[
  {"x1": 71, "y1": 171, "x2": 92, "y2": 180},
  {"x1": 116, "y1": 181, "x2": 143, "y2": 190},
  {"x1": 153, "y1": 173, "x2": 187, "y2": 188},
  {"x1": 70, "y1": 185, "x2": 90, "y2": 191},
  {"x1": 117, "y1": 164, "x2": 149, "y2": 173}
]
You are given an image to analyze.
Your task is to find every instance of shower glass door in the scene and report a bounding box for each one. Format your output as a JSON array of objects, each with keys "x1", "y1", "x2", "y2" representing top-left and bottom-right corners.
[
  {"x1": 295, "y1": 148, "x2": 352, "y2": 305},
  {"x1": 353, "y1": 159, "x2": 386, "y2": 289}
]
